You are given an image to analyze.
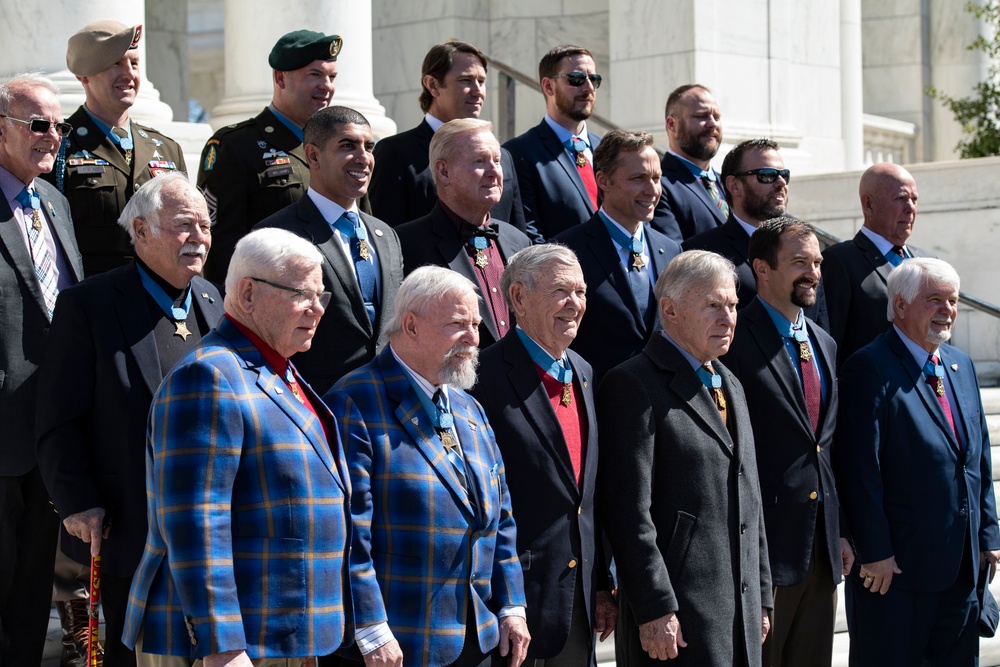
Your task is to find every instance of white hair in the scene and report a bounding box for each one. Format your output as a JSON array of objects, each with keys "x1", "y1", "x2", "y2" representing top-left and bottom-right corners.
[
  {"x1": 117, "y1": 173, "x2": 197, "y2": 243},
  {"x1": 886, "y1": 257, "x2": 960, "y2": 322},
  {"x1": 0, "y1": 73, "x2": 59, "y2": 116},
  {"x1": 225, "y1": 228, "x2": 324, "y2": 295},
  {"x1": 384, "y1": 265, "x2": 479, "y2": 338}
]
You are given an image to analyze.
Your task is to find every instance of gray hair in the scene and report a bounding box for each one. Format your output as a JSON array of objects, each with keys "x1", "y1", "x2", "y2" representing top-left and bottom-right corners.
[
  {"x1": 226, "y1": 227, "x2": 324, "y2": 296},
  {"x1": 117, "y1": 173, "x2": 198, "y2": 243},
  {"x1": 0, "y1": 73, "x2": 59, "y2": 116},
  {"x1": 886, "y1": 257, "x2": 960, "y2": 322},
  {"x1": 500, "y1": 243, "x2": 580, "y2": 310},
  {"x1": 429, "y1": 118, "x2": 495, "y2": 187},
  {"x1": 654, "y1": 250, "x2": 737, "y2": 325},
  {"x1": 384, "y1": 265, "x2": 479, "y2": 338}
]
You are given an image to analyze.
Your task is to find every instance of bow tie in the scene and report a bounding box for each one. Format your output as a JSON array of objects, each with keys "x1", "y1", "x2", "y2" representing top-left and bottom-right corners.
[{"x1": 460, "y1": 222, "x2": 500, "y2": 243}]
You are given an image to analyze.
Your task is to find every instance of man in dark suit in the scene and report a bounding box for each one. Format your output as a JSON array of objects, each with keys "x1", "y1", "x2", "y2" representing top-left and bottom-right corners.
[
  {"x1": 555, "y1": 129, "x2": 681, "y2": 385},
  {"x1": 598, "y1": 250, "x2": 771, "y2": 666},
  {"x1": 835, "y1": 258, "x2": 1000, "y2": 665},
  {"x1": 256, "y1": 105, "x2": 403, "y2": 394},
  {"x1": 325, "y1": 266, "x2": 529, "y2": 667},
  {"x1": 396, "y1": 119, "x2": 530, "y2": 349},
  {"x1": 0, "y1": 73, "x2": 84, "y2": 667},
  {"x1": 651, "y1": 84, "x2": 728, "y2": 243},
  {"x1": 368, "y1": 41, "x2": 529, "y2": 237},
  {"x1": 503, "y1": 44, "x2": 602, "y2": 239},
  {"x1": 200, "y1": 29, "x2": 342, "y2": 283},
  {"x1": 471, "y1": 244, "x2": 616, "y2": 666},
  {"x1": 35, "y1": 173, "x2": 223, "y2": 667},
  {"x1": 822, "y1": 162, "x2": 931, "y2": 368},
  {"x1": 720, "y1": 217, "x2": 853, "y2": 667}
]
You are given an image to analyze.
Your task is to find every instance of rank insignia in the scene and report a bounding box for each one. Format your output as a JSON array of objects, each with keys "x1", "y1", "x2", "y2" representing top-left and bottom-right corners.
[
  {"x1": 257, "y1": 140, "x2": 268, "y2": 149},
  {"x1": 204, "y1": 145, "x2": 217, "y2": 172}
]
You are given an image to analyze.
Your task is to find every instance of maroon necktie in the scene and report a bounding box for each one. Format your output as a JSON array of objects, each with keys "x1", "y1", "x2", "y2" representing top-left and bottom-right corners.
[
  {"x1": 796, "y1": 336, "x2": 822, "y2": 433},
  {"x1": 927, "y1": 354, "x2": 959, "y2": 444}
]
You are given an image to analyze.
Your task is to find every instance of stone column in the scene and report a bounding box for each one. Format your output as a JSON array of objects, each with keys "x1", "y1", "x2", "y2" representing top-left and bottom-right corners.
[
  {"x1": 211, "y1": 0, "x2": 395, "y2": 139},
  {"x1": 840, "y1": 0, "x2": 864, "y2": 169},
  {"x1": 0, "y1": 0, "x2": 174, "y2": 123}
]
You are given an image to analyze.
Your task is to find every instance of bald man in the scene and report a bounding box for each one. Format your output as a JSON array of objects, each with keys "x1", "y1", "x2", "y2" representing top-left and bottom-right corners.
[{"x1": 821, "y1": 163, "x2": 933, "y2": 368}]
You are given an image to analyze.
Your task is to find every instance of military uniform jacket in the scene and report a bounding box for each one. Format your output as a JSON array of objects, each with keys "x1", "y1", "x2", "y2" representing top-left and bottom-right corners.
[
  {"x1": 198, "y1": 107, "x2": 310, "y2": 283},
  {"x1": 41, "y1": 106, "x2": 186, "y2": 277}
]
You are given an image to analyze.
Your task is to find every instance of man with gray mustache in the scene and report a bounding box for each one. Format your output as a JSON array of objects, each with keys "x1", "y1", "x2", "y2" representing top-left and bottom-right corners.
[{"x1": 35, "y1": 172, "x2": 224, "y2": 666}]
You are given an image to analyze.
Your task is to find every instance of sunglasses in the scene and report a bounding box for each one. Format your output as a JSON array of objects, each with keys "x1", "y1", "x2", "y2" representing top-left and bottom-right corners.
[
  {"x1": 734, "y1": 168, "x2": 790, "y2": 184},
  {"x1": 2, "y1": 115, "x2": 73, "y2": 137},
  {"x1": 551, "y1": 72, "x2": 603, "y2": 89}
]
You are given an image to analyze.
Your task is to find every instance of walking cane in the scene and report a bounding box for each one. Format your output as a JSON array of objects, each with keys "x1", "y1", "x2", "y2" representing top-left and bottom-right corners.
[{"x1": 88, "y1": 552, "x2": 101, "y2": 667}]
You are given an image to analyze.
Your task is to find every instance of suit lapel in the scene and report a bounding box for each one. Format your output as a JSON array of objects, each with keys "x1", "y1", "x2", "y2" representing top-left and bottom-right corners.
[
  {"x1": 854, "y1": 231, "x2": 893, "y2": 287},
  {"x1": 115, "y1": 264, "x2": 163, "y2": 395},
  {"x1": 939, "y1": 347, "x2": 974, "y2": 456},
  {"x1": 537, "y1": 121, "x2": 593, "y2": 211},
  {"x1": 586, "y1": 217, "x2": 646, "y2": 333},
  {"x1": 361, "y1": 211, "x2": 398, "y2": 337},
  {"x1": 451, "y1": 392, "x2": 490, "y2": 526},
  {"x1": 665, "y1": 155, "x2": 724, "y2": 225},
  {"x1": 0, "y1": 198, "x2": 49, "y2": 314},
  {"x1": 569, "y1": 349, "x2": 599, "y2": 496},
  {"x1": 39, "y1": 185, "x2": 84, "y2": 282},
  {"x1": 723, "y1": 219, "x2": 750, "y2": 265}
]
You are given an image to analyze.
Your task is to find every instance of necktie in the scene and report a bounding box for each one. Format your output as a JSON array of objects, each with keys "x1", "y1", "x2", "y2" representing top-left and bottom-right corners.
[
  {"x1": 925, "y1": 354, "x2": 959, "y2": 445},
  {"x1": 885, "y1": 246, "x2": 905, "y2": 267},
  {"x1": 696, "y1": 364, "x2": 727, "y2": 426},
  {"x1": 792, "y1": 327, "x2": 822, "y2": 433},
  {"x1": 333, "y1": 211, "x2": 377, "y2": 325},
  {"x1": 599, "y1": 212, "x2": 654, "y2": 329},
  {"x1": 112, "y1": 126, "x2": 133, "y2": 166},
  {"x1": 701, "y1": 175, "x2": 730, "y2": 219},
  {"x1": 433, "y1": 389, "x2": 468, "y2": 489},
  {"x1": 15, "y1": 187, "x2": 59, "y2": 320},
  {"x1": 565, "y1": 137, "x2": 599, "y2": 210}
]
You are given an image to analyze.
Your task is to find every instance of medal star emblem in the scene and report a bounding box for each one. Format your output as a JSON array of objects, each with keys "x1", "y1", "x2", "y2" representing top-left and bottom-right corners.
[
  {"x1": 174, "y1": 320, "x2": 192, "y2": 341},
  {"x1": 798, "y1": 341, "x2": 812, "y2": 362},
  {"x1": 631, "y1": 252, "x2": 647, "y2": 270}
]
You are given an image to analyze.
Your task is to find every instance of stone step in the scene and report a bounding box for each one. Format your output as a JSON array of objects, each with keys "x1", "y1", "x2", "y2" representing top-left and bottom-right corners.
[
  {"x1": 983, "y1": 387, "x2": 1000, "y2": 415},
  {"x1": 990, "y1": 415, "x2": 1000, "y2": 447}
]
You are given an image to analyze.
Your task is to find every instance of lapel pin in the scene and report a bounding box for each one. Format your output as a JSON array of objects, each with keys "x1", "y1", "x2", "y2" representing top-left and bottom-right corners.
[
  {"x1": 275, "y1": 386, "x2": 284, "y2": 395},
  {"x1": 469, "y1": 423, "x2": 477, "y2": 431},
  {"x1": 411, "y1": 417, "x2": 419, "y2": 426},
  {"x1": 374, "y1": 229, "x2": 384, "y2": 237},
  {"x1": 951, "y1": 363, "x2": 958, "y2": 371},
  {"x1": 47, "y1": 202, "x2": 56, "y2": 217}
]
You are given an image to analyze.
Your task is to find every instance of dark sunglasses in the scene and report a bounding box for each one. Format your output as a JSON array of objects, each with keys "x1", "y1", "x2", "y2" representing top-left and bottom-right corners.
[
  {"x1": 551, "y1": 71, "x2": 602, "y2": 89},
  {"x1": 2, "y1": 115, "x2": 73, "y2": 137},
  {"x1": 734, "y1": 168, "x2": 790, "y2": 184}
]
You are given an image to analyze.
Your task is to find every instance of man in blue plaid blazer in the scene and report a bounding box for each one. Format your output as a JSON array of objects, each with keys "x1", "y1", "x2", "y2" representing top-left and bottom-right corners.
[
  {"x1": 123, "y1": 228, "x2": 352, "y2": 665},
  {"x1": 324, "y1": 266, "x2": 529, "y2": 667}
]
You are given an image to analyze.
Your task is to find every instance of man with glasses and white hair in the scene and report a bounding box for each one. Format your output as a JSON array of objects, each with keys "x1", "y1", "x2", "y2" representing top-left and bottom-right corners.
[
  {"x1": 0, "y1": 72, "x2": 83, "y2": 667},
  {"x1": 36, "y1": 172, "x2": 222, "y2": 666},
  {"x1": 836, "y1": 257, "x2": 1000, "y2": 666},
  {"x1": 123, "y1": 227, "x2": 352, "y2": 667},
  {"x1": 324, "y1": 266, "x2": 529, "y2": 667}
]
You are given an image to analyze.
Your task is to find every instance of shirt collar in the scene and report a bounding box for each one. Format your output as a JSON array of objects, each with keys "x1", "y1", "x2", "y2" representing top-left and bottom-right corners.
[
  {"x1": 758, "y1": 296, "x2": 805, "y2": 338},
  {"x1": 306, "y1": 187, "x2": 358, "y2": 225},
  {"x1": 893, "y1": 324, "x2": 939, "y2": 366},
  {"x1": 225, "y1": 313, "x2": 290, "y2": 376},
  {"x1": 0, "y1": 164, "x2": 32, "y2": 204},
  {"x1": 733, "y1": 214, "x2": 757, "y2": 238},
  {"x1": 543, "y1": 114, "x2": 589, "y2": 147},
  {"x1": 268, "y1": 104, "x2": 305, "y2": 141},
  {"x1": 83, "y1": 106, "x2": 130, "y2": 143},
  {"x1": 667, "y1": 149, "x2": 714, "y2": 180},
  {"x1": 660, "y1": 331, "x2": 708, "y2": 371},
  {"x1": 424, "y1": 113, "x2": 446, "y2": 132},
  {"x1": 390, "y1": 344, "x2": 446, "y2": 400},
  {"x1": 859, "y1": 224, "x2": 904, "y2": 257},
  {"x1": 599, "y1": 206, "x2": 645, "y2": 242}
]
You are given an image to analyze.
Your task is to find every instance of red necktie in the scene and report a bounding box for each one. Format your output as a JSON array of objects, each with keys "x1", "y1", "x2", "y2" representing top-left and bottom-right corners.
[
  {"x1": 569, "y1": 138, "x2": 599, "y2": 210},
  {"x1": 927, "y1": 354, "x2": 959, "y2": 445},
  {"x1": 795, "y1": 335, "x2": 822, "y2": 433}
]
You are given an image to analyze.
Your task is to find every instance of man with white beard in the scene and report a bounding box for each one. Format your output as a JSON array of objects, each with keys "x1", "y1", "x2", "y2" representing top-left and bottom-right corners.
[{"x1": 324, "y1": 266, "x2": 530, "y2": 667}]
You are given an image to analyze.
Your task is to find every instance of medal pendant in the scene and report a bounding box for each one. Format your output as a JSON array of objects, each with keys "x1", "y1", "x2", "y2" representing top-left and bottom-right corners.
[
  {"x1": 124, "y1": 149, "x2": 133, "y2": 167},
  {"x1": 798, "y1": 341, "x2": 812, "y2": 362},
  {"x1": 713, "y1": 387, "x2": 727, "y2": 412},
  {"x1": 631, "y1": 252, "x2": 647, "y2": 270},
  {"x1": 935, "y1": 379, "x2": 945, "y2": 397},
  {"x1": 358, "y1": 239, "x2": 371, "y2": 261},
  {"x1": 440, "y1": 430, "x2": 458, "y2": 451},
  {"x1": 174, "y1": 320, "x2": 192, "y2": 341},
  {"x1": 475, "y1": 249, "x2": 489, "y2": 268},
  {"x1": 575, "y1": 151, "x2": 587, "y2": 167},
  {"x1": 561, "y1": 384, "x2": 573, "y2": 407},
  {"x1": 290, "y1": 383, "x2": 304, "y2": 403},
  {"x1": 32, "y1": 210, "x2": 42, "y2": 231}
]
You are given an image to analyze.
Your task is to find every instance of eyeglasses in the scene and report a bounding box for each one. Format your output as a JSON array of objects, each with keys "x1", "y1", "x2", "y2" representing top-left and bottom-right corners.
[
  {"x1": 1, "y1": 115, "x2": 73, "y2": 137},
  {"x1": 251, "y1": 277, "x2": 331, "y2": 308},
  {"x1": 734, "y1": 168, "x2": 790, "y2": 184},
  {"x1": 551, "y1": 72, "x2": 603, "y2": 89}
]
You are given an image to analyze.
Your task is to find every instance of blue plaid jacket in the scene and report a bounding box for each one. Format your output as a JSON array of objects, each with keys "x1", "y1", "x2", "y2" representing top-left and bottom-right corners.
[
  {"x1": 122, "y1": 318, "x2": 352, "y2": 659},
  {"x1": 325, "y1": 347, "x2": 525, "y2": 667}
]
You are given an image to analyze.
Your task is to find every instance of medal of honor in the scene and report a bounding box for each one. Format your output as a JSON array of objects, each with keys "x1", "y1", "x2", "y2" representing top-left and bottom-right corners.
[
  {"x1": 575, "y1": 151, "x2": 587, "y2": 167},
  {"x1": 174, "y1": 320, "x2": 192, "y2": 340},
  {"x1": 561, "y1": 383, "x2": 572, "y2": 407},
  {"x1": 631, "y1": 252, "x2": 646, "y2": 270},
  {"x1": 290, "y1": 382, "x2": 304, "y2": 402},
  {"x1": 935, "y1": 379, "x2": 945, "y2": 397},
  {"x1": 31, "y1": 209, "x2": 42, "y2": 231},
  {"x1": 712, "y1": 387, "x2": 727, "y2": 412},
  {"x1": 798, "y1": 340, "x2": 811, "y2": 362},
  {"x1": 440, "y1": 430, "x2": 458, "y2": 451},
  {"x1": 355, "y1": 224, "x2": 371, "y2": 261},
  {"x1": 472, "y1": 235, "x2": 489, "y2": 268}
]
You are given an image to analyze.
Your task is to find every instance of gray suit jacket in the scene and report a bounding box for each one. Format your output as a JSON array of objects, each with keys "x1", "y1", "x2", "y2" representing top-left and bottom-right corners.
[
  {"x1": 0, "y1": 178, "x2": 82, "y2": 476},
  {"x1": 255, "y1": 195, "x2": 404, "y2": 395},
  {"x1": 597, "y1": 334, "x2": 771, "y2": 667}
]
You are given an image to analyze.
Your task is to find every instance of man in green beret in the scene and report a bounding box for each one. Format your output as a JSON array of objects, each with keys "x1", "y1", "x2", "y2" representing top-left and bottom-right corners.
[
  {"x1": 42, "y1": 19, "x2": 188, "y2": 278},
  {"x1": 198, "y1": 29, "x2": 341, "y2": 283}
]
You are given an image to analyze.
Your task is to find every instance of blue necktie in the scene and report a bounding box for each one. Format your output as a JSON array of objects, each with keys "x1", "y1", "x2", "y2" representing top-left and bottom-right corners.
[{"x1": 333, "y1": 211, "x2": 377, "y2": 325}]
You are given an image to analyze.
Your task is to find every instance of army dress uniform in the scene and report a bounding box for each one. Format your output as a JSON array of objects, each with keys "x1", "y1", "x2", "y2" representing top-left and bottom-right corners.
[
  {"x1": 197, "y1": 107, "x2": 310, "y2": 283},
  {"x1": 42, "y1": 107, "x2": 187, "y2": 277}
]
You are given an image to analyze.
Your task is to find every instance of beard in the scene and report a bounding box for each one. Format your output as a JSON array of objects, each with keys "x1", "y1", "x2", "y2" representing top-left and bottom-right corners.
[
  {"x1": 790, "y1": 279, "x2": 818, "y2": 309},
  {"x1": 554, "y1": 88, "x2": 594, "y2": 122},
  {"x1": 439, "y1": 344, "x2": 479, "y2": 390},
  {"x1": 925, "y1": 327, "x2": 952, "y2": 347},
  {"x1": 742, "y1": 186, "x2": 786, "y2": 222},
  {"x1": 676, "y1": 125, "x2": 720, "y2": 162}
]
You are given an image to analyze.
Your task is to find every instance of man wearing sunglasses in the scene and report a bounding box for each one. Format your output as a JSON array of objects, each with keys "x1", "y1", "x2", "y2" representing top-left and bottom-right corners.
[
  {"x1": 43, "y1": 20, "x2": 187, "y2": 278},
  {"x1": 504, "y1": 45, "x2": 602, "y2": 240},
  {"x1": 685, "y1": 138, "x2": 829, "y2": 330},
  {"x1": 0, "y1": 73, "x2": 84, "y2": 667}
]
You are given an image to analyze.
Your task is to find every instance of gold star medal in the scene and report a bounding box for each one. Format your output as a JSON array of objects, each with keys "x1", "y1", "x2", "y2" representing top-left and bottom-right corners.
[
  {"x1": 440, "y1": 430, "x2": 458, "y2": 451},
  {"x1": 631, "y1": 252, "x2": 646, "y2": 270},
  {"x1": 798, "y1": 340, "x2": 811, "y2": 362},
  {"x1": 174, "y1": 320, "x2": 192, "y2": 340},
  {"x1": 561, "y1": 383, "x2": 573, "y2": 407},
  {"x1": 575, "y1": 151, "x2": 587, "y2": 167},
  {"x1": 355, "y1": 224, "x2": 371, "y2": 261},
  {"x1": 472, "y1": 236, "x2": 489, "y2": 268}
]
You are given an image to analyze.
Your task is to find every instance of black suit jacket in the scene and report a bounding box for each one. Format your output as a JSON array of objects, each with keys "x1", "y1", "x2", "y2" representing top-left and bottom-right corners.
[
  {"x1": 471, "y1": 333, "x2": 607, "y2": 659},
  {"x1": 35, "y1": 264, "x2": 224, "y2": 576},
  {"x1": 555, "y1": 212, "x2": 681, "y2": 385},
  {"x1": 367, "y1": 119, "x2": 531, "y2": 237},
  {"x1": 651, "y1": 153, "x2": 726, "y2": 243},
  {"x1": 255, "y1": 195, "x2": 404, "y2": 394},
  {"x1": 0, "y1": 179, "x2": 83, "y2": 476},
  {"x1": 503, "y1": 119, "x2": 600, "y2": 240},
  {"x1": 720, "y1": 297, "x2": 842, "y2": 587},
  {"x1": 684, "y1": 215, "x2": 830, "y2": 331},
  {"x1": 395, "y1": 202, "x2": 531, "y2": 347},
  {"x1": 821, "y1": 230, "x2": 932, "y2": 368}
]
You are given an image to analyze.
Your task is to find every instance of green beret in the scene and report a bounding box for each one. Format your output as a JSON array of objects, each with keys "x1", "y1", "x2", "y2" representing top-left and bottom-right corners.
[
  {"x1": 268, "y1": 30, "x2": 343, "y2": 71},
  {"x1": 67, "y1": 20, "x2": 143, "y2": 77}
]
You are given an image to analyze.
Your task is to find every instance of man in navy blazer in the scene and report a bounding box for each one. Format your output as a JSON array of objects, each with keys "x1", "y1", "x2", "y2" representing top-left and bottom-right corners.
[
  {"x1": 325, "y1": 266, "x2": 529, "y2": 667},
  {"x1": 720, "y1": 218, "x2": 852, "y2": 667},
  {"x1": 35, "y1": 174, "x2": 224, "y2": 666},
  {"x1": 367, "y1": 41, "x2": 529, "y2": 236},
  {"x1": 0, "y1": 74, "x2": 85, "y2": 667},
  {"x1": 835, "y1": 258, "x2": 1000, "y2": 665},
  {"x1": 256, "y1": 106, "x2": 404, "y2": 394},
  {"x1": 555, "y1": 129, "x2": 681, "y2": 385},
  {"x1": 503, "y1": 44, "x2": 602, "y2": 239},
  {"x1": 471, "y1": 244, "x2": 617, "y2": 665},
  {"x1": 651, "y1": 84, "x2": 728, "y2": 243}
]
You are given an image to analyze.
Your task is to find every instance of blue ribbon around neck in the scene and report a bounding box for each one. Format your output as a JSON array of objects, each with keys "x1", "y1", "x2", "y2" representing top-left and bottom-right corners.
[
  {"x1": 136, "y1": 264, "x2": 192, "y2": 321},
  {"x1": 599, "y1": 211, "x2": 643, "y2": 255},
  {"x1": 515, "y1": 328, "x2": 573, "y2": 384}
]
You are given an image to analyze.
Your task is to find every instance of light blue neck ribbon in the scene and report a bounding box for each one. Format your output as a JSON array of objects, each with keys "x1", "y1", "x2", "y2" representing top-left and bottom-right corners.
[
  {"x1": 403, "y1": 372, "x2": 454, "y2": 431},
  {"x1": 135, "y1": 264, "x2": 191, "y2": 321},
  {"x1": 599, "y1": 210, "x2": 644, "y2": 256},
  {"x1": 515, "y1": 327, "x2": 572, "y2": 384}
]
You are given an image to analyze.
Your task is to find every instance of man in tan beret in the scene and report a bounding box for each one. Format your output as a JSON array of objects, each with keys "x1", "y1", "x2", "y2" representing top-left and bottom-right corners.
[
  {"x1": 41, "y1": 19, "x2": 188, "y2": 278},
  {"x1": 199, "y1": 29, "x2": 342, "y2": 283}
]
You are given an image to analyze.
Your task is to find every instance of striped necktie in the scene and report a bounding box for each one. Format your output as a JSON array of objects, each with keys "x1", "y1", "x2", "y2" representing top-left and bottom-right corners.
[{"x1": 15, "y1": 187, "x2": 59, "y2": 319}]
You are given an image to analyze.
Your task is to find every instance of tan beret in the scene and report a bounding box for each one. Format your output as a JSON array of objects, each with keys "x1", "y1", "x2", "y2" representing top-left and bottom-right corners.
[{"x1": 67, "y1": 20, "x2": 143, "y2": 77}]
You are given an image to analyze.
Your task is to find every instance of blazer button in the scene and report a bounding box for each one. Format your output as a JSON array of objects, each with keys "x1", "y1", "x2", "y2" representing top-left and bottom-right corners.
[
  {"x1": 742, "y1": 581, "x2": 748, "y2": 593},
  {"x1": 568, "y1": 559, "x2": 578, "y2": 569},
  {"x1": 740, "y1": 522, "x2": 747, "y2": 534},
  {"x1": 809, "y1": 491, "x2": 818, "y2": 500}
]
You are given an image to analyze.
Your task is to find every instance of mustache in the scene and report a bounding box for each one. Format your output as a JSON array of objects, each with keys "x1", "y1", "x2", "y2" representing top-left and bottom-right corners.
[{"x1": 178, "y1": 242, "x2": 207, "y2": 258}]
